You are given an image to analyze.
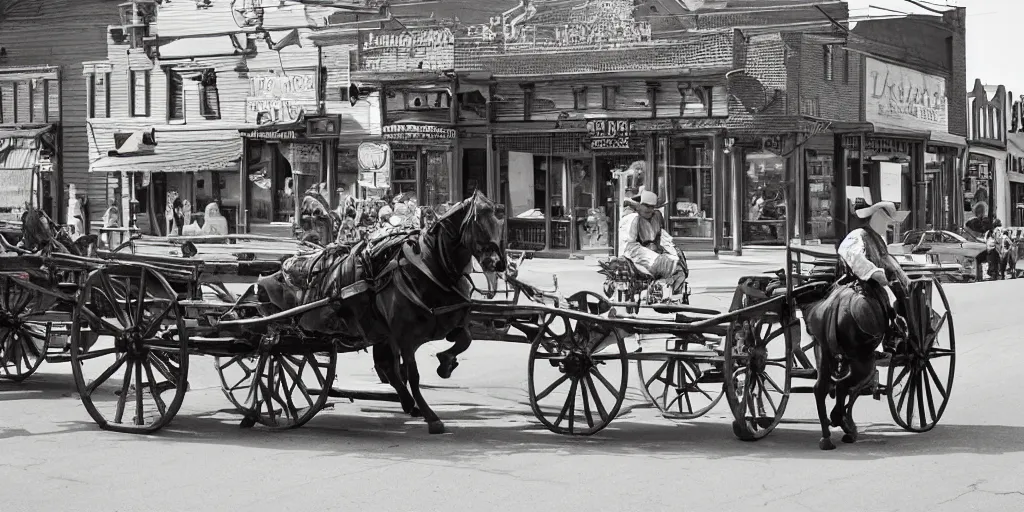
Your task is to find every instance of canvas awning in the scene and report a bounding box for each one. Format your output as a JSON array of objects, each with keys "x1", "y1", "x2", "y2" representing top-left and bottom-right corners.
[{"x1": 90, "y1": 127, "x2": 242, "y2": 173}]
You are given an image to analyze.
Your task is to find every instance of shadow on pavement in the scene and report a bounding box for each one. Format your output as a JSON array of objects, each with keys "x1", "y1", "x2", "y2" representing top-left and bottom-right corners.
[{"x1": 37, "y1": 403, "x2": 1024, "y2": 462}]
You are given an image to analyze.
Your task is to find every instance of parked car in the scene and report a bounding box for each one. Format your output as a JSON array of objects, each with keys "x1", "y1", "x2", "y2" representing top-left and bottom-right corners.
[{"x1": 887, "y1": 229, "x2": 989, "y2": 281}]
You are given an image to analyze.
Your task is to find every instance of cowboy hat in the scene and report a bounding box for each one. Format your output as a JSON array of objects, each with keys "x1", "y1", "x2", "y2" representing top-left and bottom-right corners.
[
  {"x1": 630, "y1": 190, "x2": 668, "y2": 209},
  {"x1": 854, "y1": 200, "x2": 909, "y2": 223}
]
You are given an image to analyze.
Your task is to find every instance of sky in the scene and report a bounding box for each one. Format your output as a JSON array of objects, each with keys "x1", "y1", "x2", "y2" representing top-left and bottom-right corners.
[{"x1": 845, "y1": 0, "x2": 1020, "y2": 91}]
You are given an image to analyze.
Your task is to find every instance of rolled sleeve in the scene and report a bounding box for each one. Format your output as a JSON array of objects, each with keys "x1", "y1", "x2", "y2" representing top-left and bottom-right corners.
[{"x1": 838, "y1": 230, "x2": 884, "y2": 281}]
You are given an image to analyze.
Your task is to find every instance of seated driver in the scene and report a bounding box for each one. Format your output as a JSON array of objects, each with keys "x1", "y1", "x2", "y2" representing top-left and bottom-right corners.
[{"x1": 618, "y1": 190, "x2": 689, "y2": 295}]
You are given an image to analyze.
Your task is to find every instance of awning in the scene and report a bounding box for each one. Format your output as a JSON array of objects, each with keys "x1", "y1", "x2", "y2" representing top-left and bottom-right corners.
[
  {"x1": 0, "y1": 124, "x2": 53, "y2": 140},
  {"x1": 1008, "y1": 172, "x2": 1024, "y2": 184},
  {"x1": 90, "y1": 128, "x2": 242, "y2": 173},
  {"x1": 929, "y1": 130, "x2": 968, "y2": 148},
  {"x1": 968, "y1": 145, "x2": 1006, "y2": 160}
]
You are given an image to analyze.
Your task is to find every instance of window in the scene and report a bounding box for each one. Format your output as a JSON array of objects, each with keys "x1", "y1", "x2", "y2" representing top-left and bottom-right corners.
[
  {"x1": 167, "y1": 69, "x2": 184, "y2": 122},
  {"x1": 843, "y1": 49, "x2": 850, "y2": 83},
  {"x1": 573, "y1": 86, "x2": 588, "y2": 110},
  {"x1": 129, "y1": 70, "x2": 151, "y2": 117},
  {"x1": 824, "y1": 45, "x2": 834, "y2": 81},
  {"x1": 198, "y1": 69, "x2": 221, "y2": 120},
  {"x1": 602, "y1": 86, "x2": 616, "y2": 109}
]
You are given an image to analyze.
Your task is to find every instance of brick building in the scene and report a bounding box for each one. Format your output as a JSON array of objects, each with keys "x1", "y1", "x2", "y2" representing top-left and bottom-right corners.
[{"x1": 0, "y1": 0, "x2": 120, "y2": 224}]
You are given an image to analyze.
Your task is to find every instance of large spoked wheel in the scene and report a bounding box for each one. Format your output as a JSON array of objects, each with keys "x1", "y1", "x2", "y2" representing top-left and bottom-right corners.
[
  {"x1": 723, "y1": 302, "x2": 795, "y2": 441},
  {"x1": 636, "y1": 335, "x2": 725, "y2": 420},
  {"x1": 528, "y1": 312, "x2": 628, "y2": 436},
  {"x1": 887, "y1": 278, "x2": 955, "y2": 433},
  {"x1": 0, "y1": 275, "x2": 47, "y2": 382},
  {"x1": 70, "y1": 267, "x2": 189, "y2": 434},
  {"x1": 214, "y1": 346, "x2": 337, "y2": 430}
]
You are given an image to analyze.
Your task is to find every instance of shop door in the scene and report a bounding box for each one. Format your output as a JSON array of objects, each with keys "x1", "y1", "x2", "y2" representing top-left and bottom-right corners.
[{"x1": 597, "y1": 154, "x2": 645, "y2": 254}]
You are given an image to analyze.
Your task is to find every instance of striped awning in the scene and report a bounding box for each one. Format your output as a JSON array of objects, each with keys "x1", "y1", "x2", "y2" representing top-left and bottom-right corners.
[{"x1": 90, "y1": 128, "x2": 242, "y2": 173}]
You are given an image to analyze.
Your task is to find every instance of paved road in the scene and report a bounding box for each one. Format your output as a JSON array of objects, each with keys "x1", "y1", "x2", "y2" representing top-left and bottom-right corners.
[{"x1": 1, "y1": 267, "x2": 1022, "y2": 512}]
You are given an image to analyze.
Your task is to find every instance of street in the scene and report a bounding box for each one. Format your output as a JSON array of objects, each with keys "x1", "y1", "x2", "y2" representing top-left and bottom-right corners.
[{"x1": 1, "y1": 259, "x2": 1022, "y2": 512}]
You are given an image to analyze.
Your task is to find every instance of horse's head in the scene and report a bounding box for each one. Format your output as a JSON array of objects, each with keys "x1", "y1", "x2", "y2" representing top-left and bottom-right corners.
[
  {"x1": 463, "y1": 191, "x2": 507, "y2": 275},
  {"x1": 20, "y1": 206, "x2": 54, "y2": 252}
]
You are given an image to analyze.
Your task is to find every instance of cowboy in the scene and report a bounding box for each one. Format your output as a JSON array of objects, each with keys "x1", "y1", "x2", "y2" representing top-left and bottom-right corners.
[
  {"x1": 618, "y1": 190, "x2": 689, "y2": 294},
  {"x1": 831, "y1": 200, "x2": 911, "y2": 380}
]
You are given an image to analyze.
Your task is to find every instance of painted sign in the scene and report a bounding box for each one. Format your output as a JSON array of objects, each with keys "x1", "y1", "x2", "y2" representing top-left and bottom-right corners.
[
  {"x1": 283, "y1": 143, "x2": 321, "y2": 176},
  {"x1": 245, "y1": 73, "x2": 317, "y2": 125},
  {"x1": 357, "y1": 142, "x2": 391, "y2": 172},
  {"x1": 360, "y1": 28, "x2": 455, "y2": 72},
  {"x1": 382, "y1": 124, "x2": 456, "y2": 141},
  {"x1": 468, "y1": 0, "x2": 651, "y2": 48},
  {"x1": 865, "y1": 58, "x2": 948, "y2": 132}
]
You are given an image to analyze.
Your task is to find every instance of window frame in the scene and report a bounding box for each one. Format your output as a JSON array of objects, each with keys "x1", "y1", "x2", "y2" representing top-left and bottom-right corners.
[
  {"x1": 824, "y1": 44, "x2": 835, "y2": 82},
  {"x1": 198, "y1": 69, "x2": 221, "y2": 120},
  {"x1": 129, "y1": 69, "x2": 151, "y2": 118},
  {"x1": 166, "y1": 68, "x2": 185, "y2": 123}
]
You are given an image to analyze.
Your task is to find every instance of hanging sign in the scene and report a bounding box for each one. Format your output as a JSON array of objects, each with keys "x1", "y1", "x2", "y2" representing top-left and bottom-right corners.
[
  {"x1": 587, "y1": 119, "x2": 630, "y2": 149},
  {"x1": 360, "y1": 28, "x2": 455, "y2": 72},
  {"x1": 357, "y1": 142, "x2": 390, "y2": 172}
]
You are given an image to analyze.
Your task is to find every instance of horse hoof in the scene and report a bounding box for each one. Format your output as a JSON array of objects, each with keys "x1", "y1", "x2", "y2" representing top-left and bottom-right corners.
[
  {"x1": 427, "y1": 420, "x2": 445, "y2": 434},
  {"x1": 239, "y1": 416, "x2": 257, "y2": 429},
  {"x1": 436, "y1": 355, "x2": 458, "y2": 379},
  {"x1": 819, "y1": 437, "x2": 836, "y2": 450},
  {"x1": 842, "y1": 433, "x2": 856, "y2": 444}
]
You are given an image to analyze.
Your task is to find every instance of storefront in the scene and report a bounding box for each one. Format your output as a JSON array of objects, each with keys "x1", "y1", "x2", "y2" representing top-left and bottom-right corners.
[
  {"x1": 964, "y1": 150, "x2": 1000, "y2": 234},
  {"x1": 238, "y1": 116, "x2": 339, "y2": 236},
  {"x1": 375, "y1": 123, "x2": 457, "y2": 207},
  {"x1": 737, "y1": 136, "x2": 789, "y2": 247},
  {"x1": 1007, "y1": 134, "x2": 1024, "y2": 227},
  {"x1": 0, "y1": 124, "x2": 59, "y2": 222},
  {"x1": 89, "y1": 126, "x2": 242, "y2": 236}
]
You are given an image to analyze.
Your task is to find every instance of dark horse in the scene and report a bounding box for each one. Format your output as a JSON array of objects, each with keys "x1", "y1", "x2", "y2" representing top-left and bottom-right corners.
[
  {"x1": 0, "y1": 205, "x2": 97, "y2": 258},
  {"x1": 256, "y1": 190, "x2": 506, "y2": 434},
  {"x1": 800, "y1": 256, "x2": 906, "y2": 450}
]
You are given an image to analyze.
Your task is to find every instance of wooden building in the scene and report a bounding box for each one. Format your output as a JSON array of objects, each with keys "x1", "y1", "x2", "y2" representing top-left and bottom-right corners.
[
  {"x1": 0, "y1": 0, "x2": 120, "y2": 223},
  {"x1": 85, "y1": 0, "x2": 376, "y2": 236}
]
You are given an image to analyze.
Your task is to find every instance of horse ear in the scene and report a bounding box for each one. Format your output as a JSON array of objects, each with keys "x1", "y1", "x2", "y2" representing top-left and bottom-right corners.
[{"x1": 494, "y1": 203, "x2": 507, "y2": 220}]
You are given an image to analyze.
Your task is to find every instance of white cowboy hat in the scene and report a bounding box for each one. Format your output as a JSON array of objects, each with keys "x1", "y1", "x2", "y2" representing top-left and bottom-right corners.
[
  {"x1": 630, "y1": 190, "x2": 668, "y2": 209},
  {"x1": 854, "y1": 201, "x2": 909, "y2": 223}
]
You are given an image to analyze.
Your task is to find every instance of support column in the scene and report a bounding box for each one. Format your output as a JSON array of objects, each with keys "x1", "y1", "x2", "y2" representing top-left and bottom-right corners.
[
  {"x1": 712, "y1": 134, "x2": 724, "y2": 254},
  {"x1": 325, "y1": 139, "x2": 337, "y2": 209},
  {"x1": 238, "y1": 137, "x2": 250, "y2": 234},
  {"x1": 833, "y1": 133, "x2": 848, "y2": 247},
  {"x1": 731, "y1": 149, "x2": 742, "y2": 255},
  {"x1": 486, "y1": 133, "x2": 497, "y2": 200}
]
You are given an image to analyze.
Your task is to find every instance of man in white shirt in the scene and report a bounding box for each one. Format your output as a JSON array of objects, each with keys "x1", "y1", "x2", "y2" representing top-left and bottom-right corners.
[{"x1": 618, "y1": 191, "x2": 688, "y2": 294}]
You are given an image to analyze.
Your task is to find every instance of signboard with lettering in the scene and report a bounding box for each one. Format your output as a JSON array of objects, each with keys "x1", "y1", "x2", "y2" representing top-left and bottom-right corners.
[
  {"x1": 587, "y1": 119, "x2": 631, "y2": 149},
  {"x1": 382, "y1": 124, "x2": 456, "y2": 141},
  {"x1": 865, "y1": 57, "x2": 948, "y2": 132},
  {"x1": 245, "y1": 73, "x2": 317, "y2": 125},
  {"x1": 360, "y1": 28, "x2": 455, "y2": 72}
]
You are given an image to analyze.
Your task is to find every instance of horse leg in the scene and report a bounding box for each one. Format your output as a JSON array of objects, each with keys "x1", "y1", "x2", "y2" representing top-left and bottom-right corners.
[
  {"x1": 815, "y1": 355, "x2": 836, "y2": 450},
  {"x1": 841, "y1": 369, "x2": 871, "y2": 444},
  {"x1": 436, "y1": 327, "x2": 471, "y2": 379},
  {"x1": 403, "y1": 345, "x2": 445, "y2": 434},
  {"x1": 376, "y1": 344, "x2": 420, "y2": 417},
  {"x1": 829, "y1": 381, "x2": 850, "y2": 431}
]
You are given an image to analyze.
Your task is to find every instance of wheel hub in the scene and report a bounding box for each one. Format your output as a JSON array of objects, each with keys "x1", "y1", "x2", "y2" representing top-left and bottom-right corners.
[
  {"x1": 560, "y1": 350, "x2": 592, "y2": 377},
  {"x1": 115, "y1": 326, "x2": 147, "y2": 355},
  {"x1": 0, "y1": 309, "x2": 19, "y2": 330},
  {"x1": 747, "y1": 346, "x2": 768, "y2": 373}
]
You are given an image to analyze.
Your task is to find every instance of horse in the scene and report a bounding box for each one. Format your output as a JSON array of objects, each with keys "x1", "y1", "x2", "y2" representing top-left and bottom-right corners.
[
  {"x1": 800, "y1": 269, "x2": 904, "y2": 450},
  {"x1": 1, "y1": 205, "x2": 97, "y2": 258},
  {"x1": 255, "y1": 190, "x2": 506, "y2": 434}
]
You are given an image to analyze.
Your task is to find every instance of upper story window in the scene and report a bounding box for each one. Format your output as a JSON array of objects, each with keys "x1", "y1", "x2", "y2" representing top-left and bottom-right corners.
[
  {"x1": 824, "y1": 44, "x2": 835, "y2": 82},
  {"x1": 197, "y1": 69, "x2": 221, "y2": 120},
  {"x1": 129, "y1": 70, "x2": 151, "y2": 117},
  {"x1": 167, "y1": 69, "x2": 184, "y2": 122},
  {"x1": 87, "y1": 72, "x2": 111, "y2": 119}
]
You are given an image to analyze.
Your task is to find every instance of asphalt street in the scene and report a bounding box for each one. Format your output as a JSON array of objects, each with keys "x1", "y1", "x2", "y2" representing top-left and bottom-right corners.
[{"x1": 1, "y1": 258, "x2": 1022, "y2": 512}]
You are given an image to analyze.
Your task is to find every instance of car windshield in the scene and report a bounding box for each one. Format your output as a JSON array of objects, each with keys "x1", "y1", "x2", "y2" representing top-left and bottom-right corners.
[{"x1": 955, "y1": 230, "x2": 979, "y2": 243}]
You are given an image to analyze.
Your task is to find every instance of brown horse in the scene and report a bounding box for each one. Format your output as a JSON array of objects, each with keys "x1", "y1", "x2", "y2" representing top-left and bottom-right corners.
[
  {"x1": 1, "y1": 205, "x2": 97, "y2": 258},
  {"x1": 256, "y1": 190, "x2": 506, "y2": 433}
]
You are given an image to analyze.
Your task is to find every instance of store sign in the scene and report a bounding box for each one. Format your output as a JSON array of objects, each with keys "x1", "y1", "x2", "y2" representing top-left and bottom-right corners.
[
  {"x1": 245, "y1": 73, "x2": 317, "y2": 125},
  {"x1": 382, "y1": 124, "x2": 456, "y2": 141},
  {"x1": 587, "y1": 119, "x2": 630, "y2": 149},
  {"x1": 467, "y1": 0, "x2": 651, "y2": 48},
  {"x1": 360, "y1": 28, "x2": 455, "y2": 72},
  {"x1": 865, "y1": 57, "x2": 948, "y2": 132}
]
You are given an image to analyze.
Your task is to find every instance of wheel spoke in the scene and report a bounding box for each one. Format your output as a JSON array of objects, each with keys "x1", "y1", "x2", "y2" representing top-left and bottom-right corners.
[
  {"x1": 134, "y1": 359, "x2": 145, "y2": 426},
  {"x1": 142, "y1": 301, "x2": 177, "y2": 339},
  {"x1": 904, "y1": 371, "x2": 917, "y2": 427},
  {"x1": 143, "y1": 358, "x2": 168, "y2": 416},
  {"x1": 584, "y1": 375, "x2": 609, "y2": 422},
  {"x1": 922, "y1": 368, "x2": 937, "y2": 423},
  {"x1": 916, "y1": 373, "x2": 927, "y2": 429},
  {"x1": 644, "y1": 360, "x2": 670, "y2": 389},
  {"x1": 76, "y1": 346, "x2": 120, "y2": 361},
  {"x1": 896, "y1": 366, "x2": 913, "y2": 413},
  {"x1": 280, "y1": 355, "x2": 315, "y2": 409},
  {"x1": 891, "y1": 364, "x2": 911, "y2": 391},
  {"x1": 114, "y1": 359, "x2": 134, "y2": 424},
  {"x1": 276, "y1": 360, "x2": 300, "y2": 421},
  {"x1": 99, "y1": 272, "x2": 130, "y2": 328},
  {"x1": 757, "y1": 375, "x2": 779, "y2": 416},
  {"x1": 581, "y1": 379, "x2": 595, "y2": 428},
  {"x1": 79, "y1": 306, "x2": 122, "y2": 336},
  {"x1": 925, "y1": 361, "x2": 949, "y2": 400},
  {"x1": 85, "y1": 353, "x2": 128, "y2": 396},
  {"x1": 553, "y1": 378, "x2": 578, "y2": 430},
  {"x1": 590, "y1": 366, "x2": 618, "y2": 396},
  {"x1": 535, "y1": 373, "x2": 570, "y2": 402},
  {"x1": 135, "y1": 268, "x2": 149, "y2": 325}
]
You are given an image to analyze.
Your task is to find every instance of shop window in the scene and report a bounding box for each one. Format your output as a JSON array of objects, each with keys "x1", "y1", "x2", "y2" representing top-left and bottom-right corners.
[
  {"x1": 461, "y1": 148, "x2": 486, "y2": 200},
  {"x1": 743, "y1": 151, "x2": 787, "y2": 245},
  {"x1": 425, "y1": 150, "x2": 451, "y2": 206},
  {"x1": 805, "y1": 153, "x2": 834, "y2": 242},
  {"x1": 503, "y1": 151, "x2": 547, "y2": 251},
  {"x1": 669, "y1": 143, "x2": 714, "y2": 238},
  {"x1": 391, "y1": 149, "x2": 418, "y2": 199},
  {"x1": 167, "y1": 69, "x2": 184, "y2": 122},
  {"x1": 129, "y1": 70, "x2": 151, "y2": 117},
  {"x1": 602, "y1": 86, "x2": 617, "y2": 110},
  {"x1": 573, "y1": 87, "x2": 588, "y2": 110}
]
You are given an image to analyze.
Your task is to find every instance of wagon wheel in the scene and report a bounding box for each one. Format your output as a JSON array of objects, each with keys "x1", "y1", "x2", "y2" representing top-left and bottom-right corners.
[
  {"x1": 887, "y1": 279, "x2": 955, "y2": 433},
  {"x1": 0, "y1": 275, "x2": 48, "y2": 382},
  {"x1": 214, "y1": 346, "x2": 337, "y2": 430},
  {"x1": 70, "y1": 267, "x2": 189, "y2": 434},
  {"x1": 528, "y1": 311, "x2": 628, "y2": 436},
  {"x1": 636, "y1": 335, "x2": 725, "y2": 420},
  {"x1": 723, "y1": 303, "x2": 795, "y2": 441}
]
